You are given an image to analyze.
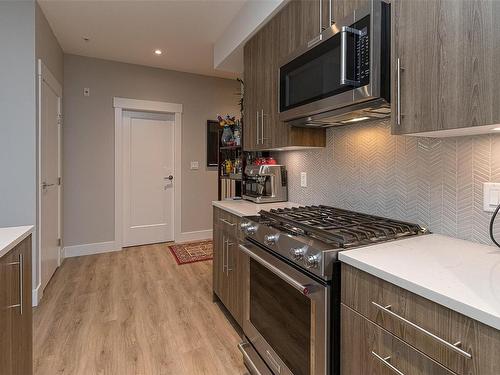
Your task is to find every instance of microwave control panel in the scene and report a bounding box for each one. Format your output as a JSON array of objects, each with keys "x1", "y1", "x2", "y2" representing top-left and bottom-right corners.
[{"x1": 354, "y1": 16, "x2": 371, "y2": 86}]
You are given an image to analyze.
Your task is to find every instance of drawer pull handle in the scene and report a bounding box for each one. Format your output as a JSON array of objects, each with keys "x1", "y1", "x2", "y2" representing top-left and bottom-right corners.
[
  {"x1": 372, "y1": 301, "x2": 472, "y2": 359},
  {"x1": 372, "y1": 351, "x2": 405, "y2": 375},
  {"x1": 219, "y1": 218, "x2": 236, "y2": 226}
]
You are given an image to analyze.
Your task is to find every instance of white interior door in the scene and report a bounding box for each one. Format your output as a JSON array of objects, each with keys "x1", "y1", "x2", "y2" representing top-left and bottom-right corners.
[
  {"x1": 40, "y1": 63, "x2": 62, "y2": 292},
  {"x1": 122, "y1": 111, "x2": 175, "y2": 247}
]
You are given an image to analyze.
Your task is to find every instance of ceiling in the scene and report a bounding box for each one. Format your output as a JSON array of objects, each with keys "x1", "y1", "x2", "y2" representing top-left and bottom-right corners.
[{"x1": 38, "y1": 0, "x2": 247, "y2": 78}]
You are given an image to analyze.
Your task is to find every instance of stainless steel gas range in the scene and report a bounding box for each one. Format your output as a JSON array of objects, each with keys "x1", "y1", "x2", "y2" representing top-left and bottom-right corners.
[{"x1": 237, "y1": 205, "x2": 428, "y2": 375}]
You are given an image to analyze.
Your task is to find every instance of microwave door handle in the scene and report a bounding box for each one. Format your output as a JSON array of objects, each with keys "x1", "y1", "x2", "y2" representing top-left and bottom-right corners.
[
  {"x1": 319, "y1": 0, "x2": 323, "y2": 33},
  {"x1": 239, "y1": 244, "x2": 311, "y2": 296},
  {"x1": 329, "y1": 0, "x2": 333, "y2": 25},
  {"x1": 340, "y1": 26, "x2": 363, "y2": 86}
]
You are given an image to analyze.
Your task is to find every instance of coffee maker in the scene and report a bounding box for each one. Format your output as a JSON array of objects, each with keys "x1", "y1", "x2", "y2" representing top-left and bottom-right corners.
[{"x1": 242, "y1": 165, "x2": 288, "y2": 203}]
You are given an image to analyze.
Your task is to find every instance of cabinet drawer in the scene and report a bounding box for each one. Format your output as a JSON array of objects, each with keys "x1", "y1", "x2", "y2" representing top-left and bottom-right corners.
[
  {"x1": 341, "y1": 263, "x2": 500, "y2": 375},
  {"x1": 218, "y1": 209, "x2": 239, "y2": 237},
  {"x1": 341, "y1": 304, "x2": 456, "y2": 375}
]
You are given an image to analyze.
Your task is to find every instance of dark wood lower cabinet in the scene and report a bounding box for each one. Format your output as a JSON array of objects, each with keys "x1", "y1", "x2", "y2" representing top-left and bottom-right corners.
[
  {"x1": 212, "y1": 207, "x2": 247, "y2": 327},
  {"x1": 341, "y1": 304, "x2": 455, "y2": 375},
  {"x1": 341, "y1": 263, "x2": 500, "y2": 375},
  {"x1": 0, "y1": 235, "x2": 33, "y2": 375}
]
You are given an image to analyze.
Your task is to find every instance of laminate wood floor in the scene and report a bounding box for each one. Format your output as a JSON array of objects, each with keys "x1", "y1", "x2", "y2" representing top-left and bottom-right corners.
[{"x1": 34, "y1": 243, "x2": 247, "y2": 375}]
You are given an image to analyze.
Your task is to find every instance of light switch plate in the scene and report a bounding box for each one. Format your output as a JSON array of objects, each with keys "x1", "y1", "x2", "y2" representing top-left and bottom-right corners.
[
  {"x1": 300, "y1": 172, "x2": 307, "y2": 188},
  {"x1": 483, "y1": 182, "x2": 500, "y2": 212},
  {"x1": 190, "y1": 161, "x2": 199, "y2": 170}
]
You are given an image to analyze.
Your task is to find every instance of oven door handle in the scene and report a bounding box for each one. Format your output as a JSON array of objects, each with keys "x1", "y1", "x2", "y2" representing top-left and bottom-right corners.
[{"x1": 239, "y1": 244, "x2": 311, "y2": 296}]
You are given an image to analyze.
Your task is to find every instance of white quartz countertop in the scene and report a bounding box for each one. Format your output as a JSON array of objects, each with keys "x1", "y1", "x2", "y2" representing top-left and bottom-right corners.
[
  {"x1": 0, "y1": 226, "x2": 33, "y2": 258},
  {"x1": 212, "y1": 199, "x2": 302, "y2": 217},
  {"x1": 339, "y1": 234, "x2": 500, "y2": 330}
]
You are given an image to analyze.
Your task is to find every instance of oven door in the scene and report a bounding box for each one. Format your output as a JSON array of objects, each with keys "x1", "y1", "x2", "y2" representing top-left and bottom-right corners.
[{"x1": 239, "y1": 242, "x2": 330, "y2": 375}]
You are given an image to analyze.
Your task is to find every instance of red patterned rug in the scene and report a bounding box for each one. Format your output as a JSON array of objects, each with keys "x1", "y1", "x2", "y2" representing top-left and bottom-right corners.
[{"x1": 168, "y1": 240, "x2": 213, "y2": 265}]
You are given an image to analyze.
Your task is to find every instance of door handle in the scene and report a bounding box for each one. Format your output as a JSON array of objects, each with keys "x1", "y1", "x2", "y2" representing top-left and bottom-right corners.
[
  {"x1": 41, "y1": 182, "x2": 55, "y2": 189},
  {"x1": 164, "y1": 175, "x2": 174, "y2": 181}
]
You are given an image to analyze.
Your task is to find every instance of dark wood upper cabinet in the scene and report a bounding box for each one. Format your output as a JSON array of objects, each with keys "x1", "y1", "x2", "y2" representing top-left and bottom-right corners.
[
  {"x1": 331, "y1": 0, "x2": 372, "y2": 22},
  {"x1": 243, "y1": 0, "x2": 326, "y2": 151},
  {"x1": 392, "y1": 0, "x2": 500, "y2": 135}
]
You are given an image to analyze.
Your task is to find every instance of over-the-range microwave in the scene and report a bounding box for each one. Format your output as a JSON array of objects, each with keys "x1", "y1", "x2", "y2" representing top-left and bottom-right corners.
[{"x1": 279, "y1": 0, "x2": 391, "y2": 127}]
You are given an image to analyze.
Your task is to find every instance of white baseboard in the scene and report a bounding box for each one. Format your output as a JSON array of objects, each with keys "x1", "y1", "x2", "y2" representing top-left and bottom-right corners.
[
  {"x1": 63, "y1": 241, "x2": 120, "y2": 258},
  {"x1": 32, "y1": 282, "x2": 43, "y2": 307},
  {"x1": 176, "y1": 229, "x2": 213, "y2": 243}
]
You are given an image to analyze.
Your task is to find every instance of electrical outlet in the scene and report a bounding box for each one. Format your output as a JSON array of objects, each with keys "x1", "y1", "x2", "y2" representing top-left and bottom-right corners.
[
  {"x1": 483, "y1": 182, "x2": 500, "y2": 212},
  {"x1": 300, "y1": 172, "x2": 307, "y2": 188},
  {"x1": 83, "y1": 88, "x2": 90, "y2": 97},
  {"x1": 190, "y1": 161, "x2": 199, "y2": 170}
]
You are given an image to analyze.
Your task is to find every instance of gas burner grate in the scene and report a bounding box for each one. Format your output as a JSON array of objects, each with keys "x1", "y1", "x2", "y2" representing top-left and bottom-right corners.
[{"x1": 260, "y1": 205, "x2": 427, "y2": 247}]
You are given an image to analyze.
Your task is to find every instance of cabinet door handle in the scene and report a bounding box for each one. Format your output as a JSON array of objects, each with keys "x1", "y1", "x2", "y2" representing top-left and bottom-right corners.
[
  {"x1": 7, "y1": 254, "x2": 23, "y2": 314},
  {"x1": 222, "y1": 236, "x2": 227, "y2": 272},
  {"x1": 372, "y1": 352, "x2": 405, "y2": 375},
  {"x1": 260, "y1": 109, "x2": 267, "y2": 144},
  {"x1": 396, "y1": 58, "x2": 404, "y2": 126},
  {"x1": 226, "y1": 241, "x2": 234, "y2": 273},
  {"x1": 372, "y1": 301, "x2": 472, "y2": 359},
  {"x1": 256, "y1": 111, "x2": 260, "y2": 145},
  {"x1": 219, "y1": 218, "x2": 235, "y2": 226}
]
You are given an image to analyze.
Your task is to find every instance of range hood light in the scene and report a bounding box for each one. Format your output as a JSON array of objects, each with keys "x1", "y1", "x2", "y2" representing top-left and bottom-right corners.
[
  {"x1": 493, "y1": 127, "x2": 500, "y2": 131},
  {"x1": 341, "y1": 116, "x2": 371, "y2": 124}
]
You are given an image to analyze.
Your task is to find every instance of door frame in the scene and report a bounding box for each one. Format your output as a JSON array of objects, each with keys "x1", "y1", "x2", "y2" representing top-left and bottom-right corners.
[
  {"x1": 37, "y1": 59, "x2": 63, "y2": 304},
  {"x1": 113, "y1": 97, "x2": 183, "y2": 249}
]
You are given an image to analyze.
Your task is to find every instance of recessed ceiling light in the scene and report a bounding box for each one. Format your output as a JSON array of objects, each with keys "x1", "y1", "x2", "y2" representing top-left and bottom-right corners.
[
  {"x1": 82, "y1": 36, "x2": 90, "y2": 42},
  {"x1": 154, "y1": 49, "x2": 162, "y2": 55},
  {"x1": 493, "y1": 127, "x2": 500, "y2": 131}
]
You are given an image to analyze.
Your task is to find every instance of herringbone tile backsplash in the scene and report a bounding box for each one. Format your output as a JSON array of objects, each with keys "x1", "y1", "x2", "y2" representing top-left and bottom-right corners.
[{"x1": 277, "y1": 121, "x2": 500, "y2": 245}]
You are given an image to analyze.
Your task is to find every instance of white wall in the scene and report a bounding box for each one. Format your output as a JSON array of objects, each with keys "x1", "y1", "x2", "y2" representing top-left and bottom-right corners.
[
  {"x1": 213, "y1": 0, "x2": 286, "y2": 73},
  {"x1": 0, "y1": 1, "x2": 37, "y2": 289}
]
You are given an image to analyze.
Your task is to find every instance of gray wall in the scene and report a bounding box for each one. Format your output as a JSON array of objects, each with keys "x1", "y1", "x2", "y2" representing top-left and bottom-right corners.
[
  {"x1": 0, "y1": 2, "x2": 36, "y2": 228},
  {"x1": 35, "y1": 2, "x2": 64, "y2": 84},
  {"x1": 63, "y1": 54, "x2": 240, "y2": 247},
  {"x1": 278, "y1": 121, "x2": 500, "y2": 245}
]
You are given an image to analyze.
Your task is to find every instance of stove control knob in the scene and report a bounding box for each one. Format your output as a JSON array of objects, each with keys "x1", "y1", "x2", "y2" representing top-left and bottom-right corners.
[
  {"x1": 264, "y1": 234, "x2": 279, "y2": 246},
  {"x1": 289, "y1": 247, "x2": 306, "y2": 260},
  {"x1": 240, "y1": 222, "x2": 251, "y2": 231},
  {"x1": 305, "y1": 254, "x2": 321, "y2": 269},
  {"x1": 245, "y1": 225, "x2": 257, "y2": 235}
]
